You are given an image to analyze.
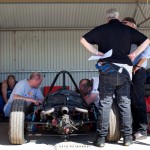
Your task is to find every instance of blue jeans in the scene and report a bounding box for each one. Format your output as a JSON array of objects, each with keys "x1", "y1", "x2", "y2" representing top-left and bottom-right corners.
[
  {"x1": 131, "y1": 67, "x2": 147, "y2": 135},
  {"x1": 97, "y1": 71, "x2": 132, "y2": 137},
  {"x1": 0, "y1": 96, "x2": 5, "y2": 113}
]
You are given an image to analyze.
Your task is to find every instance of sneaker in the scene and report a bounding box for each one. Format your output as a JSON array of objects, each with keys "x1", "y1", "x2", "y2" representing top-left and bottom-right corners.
[
  {"x1": 93, "y1": 137, "x2": 105, "y2": 147},
  {"x1": 123, "y1": 135, "x2": 133, "y2": 146},
  {"x1": 133, "y1": 132, "x2": 147, "y2": 140}
]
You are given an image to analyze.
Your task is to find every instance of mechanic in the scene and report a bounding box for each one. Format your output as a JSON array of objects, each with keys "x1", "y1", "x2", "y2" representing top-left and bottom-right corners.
[
  {"x1": 3, "y1": 72, "x2": 44, "y2": 117},
  {"x1": 0, "y1": 75, "x2": 17, "y2": 116},
  {"x1": 122, "y1": 17, "x2": 150, "y2": 140},
  {"x1": 79, "y1": 77, "x2": 99, "y2": 108},
  {"x1": 80, "y1": 8, "x2": 150, "y2": 147}
]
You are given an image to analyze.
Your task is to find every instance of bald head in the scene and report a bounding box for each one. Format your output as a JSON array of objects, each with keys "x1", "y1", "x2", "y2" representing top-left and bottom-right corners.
[
  {"x1": 29, "y1": 72, "x2": 43, "y2": 88},
  {"x1": 30, "y1": 72, "x2": 43, "y2": 81}
]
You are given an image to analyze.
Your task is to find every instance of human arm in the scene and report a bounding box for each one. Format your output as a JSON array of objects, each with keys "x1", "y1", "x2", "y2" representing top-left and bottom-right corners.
[
  {"x1": 128, "y1": 39, "x2": 150, "y2": 61},
  {"x1": 1, "y1": 80, "x2": 8, "y2": 103},
  {"x1": 13, "y1": 94, "x2": 43, "y2": 106},
  {"x1": 132, "y1": 45, "x2": 150, "y2": 73},
  {"x1": 133, "y1": 58, "x2": 147, "y2": 74},
  {"x1": 84, "y1": 77, "x2": 99, "y2": 105},
  {"x1": 84, "y1": 93, "x2": 99, "y2": 105},
  {"x1": 80, "y1": 37, "x2": 104, "y2": 56},
  {"x1": 11, "y1": 80, "x2": 43, "y2": 106}
]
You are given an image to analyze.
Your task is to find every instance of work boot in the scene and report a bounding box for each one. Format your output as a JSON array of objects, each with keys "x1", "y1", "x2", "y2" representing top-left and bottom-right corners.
[
  {"x1": 123, "y1": 135, "x2": 133, "y2": 146},
  {"x1": 93, "y1": 136, "x2": 105, "y2": 147}
]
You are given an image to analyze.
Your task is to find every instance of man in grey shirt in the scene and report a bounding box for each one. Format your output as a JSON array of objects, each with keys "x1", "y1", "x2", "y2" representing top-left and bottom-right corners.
[{"x1": 4, "y1": 72, "x2": 44, "y2": 117}]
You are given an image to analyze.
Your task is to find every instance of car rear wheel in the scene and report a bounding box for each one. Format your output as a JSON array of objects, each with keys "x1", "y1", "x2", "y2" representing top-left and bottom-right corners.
[{"x1": 107, "y1": 102, "x2": 121, "y2": 142}]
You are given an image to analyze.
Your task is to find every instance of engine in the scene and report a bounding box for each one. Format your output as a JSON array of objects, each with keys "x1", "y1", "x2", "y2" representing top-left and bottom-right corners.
[{"x1": 39, "y1": 106, "x2": 88, "y2": 134}]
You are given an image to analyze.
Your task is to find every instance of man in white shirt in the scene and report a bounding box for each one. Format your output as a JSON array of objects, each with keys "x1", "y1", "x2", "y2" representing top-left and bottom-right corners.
[{"x1": 79, "y1": 77, "x2": 99, "y2": 107}]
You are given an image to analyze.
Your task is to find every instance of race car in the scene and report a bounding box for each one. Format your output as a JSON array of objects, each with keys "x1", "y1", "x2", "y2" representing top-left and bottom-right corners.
[{"x1": 9, "y1": 70, "x2": 120, "y2": 144}]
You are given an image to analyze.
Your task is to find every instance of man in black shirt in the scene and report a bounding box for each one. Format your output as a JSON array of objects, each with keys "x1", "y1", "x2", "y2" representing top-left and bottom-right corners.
[{"x1": 80, "y1": 8, "x2": 150, "y2": 147}]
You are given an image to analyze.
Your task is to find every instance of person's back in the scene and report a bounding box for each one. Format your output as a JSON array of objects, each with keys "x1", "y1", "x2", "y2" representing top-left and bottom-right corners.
[
  {"x1": 102, "y1": 22, "x2": 134, "y2": 62},
  {"x1": 80, "y1": 8, "x2": 150, "y2": 147},
  {"x1": 83, "y1": 9, "x2": 149, "y2": 66}
]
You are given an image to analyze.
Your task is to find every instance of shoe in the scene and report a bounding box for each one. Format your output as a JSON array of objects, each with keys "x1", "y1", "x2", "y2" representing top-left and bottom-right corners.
[
  {"x1": 133, "y1": 132, "x2": 147, "y2": 140},
  {"x1": 93, "y1": 137, "x2": 105, "y2": 147},
  {"x1": 123, "y1": 135, "x2": 133, "y2": 146}
]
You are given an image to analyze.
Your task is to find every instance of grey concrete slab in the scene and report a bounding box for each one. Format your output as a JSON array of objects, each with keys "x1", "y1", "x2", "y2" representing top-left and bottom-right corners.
[{"x1": 0, "y1": 122, "x2": 150, "y2": 150}]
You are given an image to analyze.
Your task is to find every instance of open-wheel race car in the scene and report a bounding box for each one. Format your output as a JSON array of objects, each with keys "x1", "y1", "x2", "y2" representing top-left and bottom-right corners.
[{"x1": 9, "y1": 70, "x2": 120, "y2": 145}]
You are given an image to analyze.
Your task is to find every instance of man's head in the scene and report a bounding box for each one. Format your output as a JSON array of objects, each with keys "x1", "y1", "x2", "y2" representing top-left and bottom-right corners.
[
  {"x1": 79, "y1": 79, "x2": 93, "y2": 97},
  {"x1": 122, "y1": 17, "x2": 136, "y2": 29},
  {"x1": 106, "y1": 8, "x2": 119, "y2": 21},
  {"x1": 29, "y1": 72, "x2": 43, "y2": 88}
]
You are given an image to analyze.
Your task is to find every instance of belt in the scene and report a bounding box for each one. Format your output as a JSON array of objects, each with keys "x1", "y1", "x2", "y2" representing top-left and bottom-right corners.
[
  {"x1": 108, "y1": 63, "x2": 130, "y2": 79},
  {"x1": 95, "y1": 63, "x2": 114, "y2": 74},
  {"x1": 95, "y1": 62, "x2": 131, "y2": 82}
]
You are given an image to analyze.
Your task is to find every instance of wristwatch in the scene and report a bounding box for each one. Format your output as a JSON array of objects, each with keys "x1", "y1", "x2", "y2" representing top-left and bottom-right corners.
[{"x1": 135, "y1": 64, "x2": 141, "y2": 68}]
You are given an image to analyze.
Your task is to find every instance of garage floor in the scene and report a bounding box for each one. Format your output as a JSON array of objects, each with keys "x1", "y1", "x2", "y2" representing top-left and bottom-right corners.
[{"x1": 0, "y1": 122, "x2": 150, "y2": 150}]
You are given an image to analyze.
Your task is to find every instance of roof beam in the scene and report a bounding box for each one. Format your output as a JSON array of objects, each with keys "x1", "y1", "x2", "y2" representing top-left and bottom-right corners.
[
  {"x1": 133, "y1": 3, "x2": 139, "y2": 18},
  {"x1": 0, "y1": 0, "x2": 149, "y2": 3},
  {"x1": 137, "y1": 16, "x2": 150, "y2": 27}
]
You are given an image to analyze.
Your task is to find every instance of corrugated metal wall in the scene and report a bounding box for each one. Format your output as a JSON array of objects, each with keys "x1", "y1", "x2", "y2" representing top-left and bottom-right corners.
[
  {"x1": 0, "y1": 30, "x2": 99, "y2": 90},
  {"x1": 0, "y1": 29, "x2": 150, "y2": 90}
]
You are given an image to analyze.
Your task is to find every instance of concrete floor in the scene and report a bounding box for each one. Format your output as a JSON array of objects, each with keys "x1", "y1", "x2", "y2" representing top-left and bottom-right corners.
[{"x1": 0, "y1": 122, "x2": 150, "y2": 150}]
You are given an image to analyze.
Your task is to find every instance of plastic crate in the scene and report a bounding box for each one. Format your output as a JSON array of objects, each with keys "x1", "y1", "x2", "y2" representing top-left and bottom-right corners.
[{"x1": 144, "y1": 96, "x2": 150, "y2": 113}]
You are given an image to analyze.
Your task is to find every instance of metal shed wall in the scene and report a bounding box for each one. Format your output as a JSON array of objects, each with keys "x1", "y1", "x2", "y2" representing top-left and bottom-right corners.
[
  {"x1": 0, "y1": 30, "x2": 99, "y2": 90},
  {"x1": 0, "y1": 29, "x2": 150, "y2": 90}
]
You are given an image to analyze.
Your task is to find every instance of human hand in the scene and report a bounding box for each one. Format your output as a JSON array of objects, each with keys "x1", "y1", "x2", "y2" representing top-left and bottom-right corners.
[
  {"x1": 33, "y1": 100, "x2": 40, "y2": 106},
  {"x1": 95, "y1": 51, "x2": 104, "y2": 56},
  {"x1": 128, "y1": 53, "x2": 136, "y2": 61},
  {"x1": 38, "y1": 100, "x2": 43, "y2": 104},
  {"x1": 132, "y1": 65, "x2": 140, "y2": 74}
]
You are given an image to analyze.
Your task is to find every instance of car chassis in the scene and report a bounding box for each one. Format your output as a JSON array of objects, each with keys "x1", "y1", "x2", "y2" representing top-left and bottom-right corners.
[{"x1": 9, "y1": 70, "x2": 120, "y2": 145}]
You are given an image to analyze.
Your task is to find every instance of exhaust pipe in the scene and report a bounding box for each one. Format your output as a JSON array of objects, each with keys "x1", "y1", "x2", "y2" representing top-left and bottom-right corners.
[
  {"x1": 41, "y1": 107, "x2": 55, "y2": 115},
  {"x1": 75, "y1": 107, "x2": 88, "y2": 113},
  {"x1": 61, "y1": 106, "x2": 69, "y2": 114}
]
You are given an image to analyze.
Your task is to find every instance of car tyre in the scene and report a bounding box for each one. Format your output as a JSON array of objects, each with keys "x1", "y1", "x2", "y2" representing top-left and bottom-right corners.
[
  {"x1": 9, "y1": 99, "x2": 27, "y2": 144},
  {"x1": 106, "y1": 102, "x2": 121, "y2": 142}
]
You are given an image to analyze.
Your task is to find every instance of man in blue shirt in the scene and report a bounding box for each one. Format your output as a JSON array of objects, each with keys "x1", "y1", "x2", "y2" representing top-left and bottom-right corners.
[{"x1": 122, "y1": 17, "x2": 150, "y2": 140}]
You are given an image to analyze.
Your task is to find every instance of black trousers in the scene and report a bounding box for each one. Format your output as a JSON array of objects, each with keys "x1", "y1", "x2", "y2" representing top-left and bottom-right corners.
[{"x1": 130, "y1": 67, "x2": 148, "y2": 135}]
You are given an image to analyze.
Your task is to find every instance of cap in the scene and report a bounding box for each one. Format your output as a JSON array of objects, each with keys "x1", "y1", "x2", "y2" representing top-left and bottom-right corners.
[{"x1": 122, "y1": 17, "x2": 136, "y2": 25}]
